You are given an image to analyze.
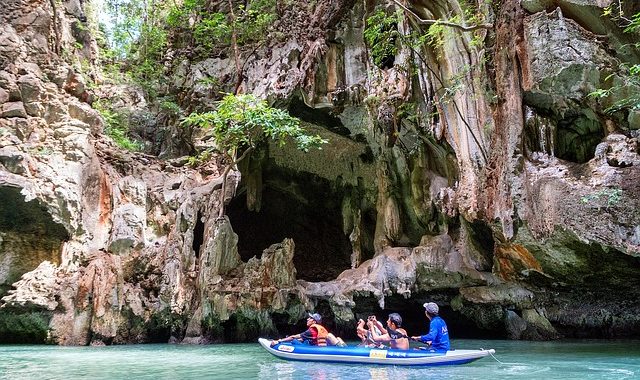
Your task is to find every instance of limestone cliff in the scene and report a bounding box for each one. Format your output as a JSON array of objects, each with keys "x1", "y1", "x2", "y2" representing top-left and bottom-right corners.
[{"x1": 0, "y1": 0, "x2": 639, "y2": 344}]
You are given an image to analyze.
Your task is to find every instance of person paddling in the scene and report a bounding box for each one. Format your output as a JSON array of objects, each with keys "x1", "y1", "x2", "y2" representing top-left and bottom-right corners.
[
  {"x1": 410, "y1": 302, "x2": 450, "y2": 351},
  {"x1": 271, "y1": 313, "x2": 345, "y2": 347}
]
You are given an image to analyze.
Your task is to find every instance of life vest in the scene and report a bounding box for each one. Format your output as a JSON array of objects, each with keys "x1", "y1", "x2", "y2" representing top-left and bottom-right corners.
[{"x1": 310, "y1": 323, "x2": 329, "y2": 346}]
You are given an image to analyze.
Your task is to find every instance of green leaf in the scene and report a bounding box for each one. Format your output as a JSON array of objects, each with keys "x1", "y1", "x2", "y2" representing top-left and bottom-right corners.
[{"x1": 182, "y1": 94, "x2": 327, "y2": 164}]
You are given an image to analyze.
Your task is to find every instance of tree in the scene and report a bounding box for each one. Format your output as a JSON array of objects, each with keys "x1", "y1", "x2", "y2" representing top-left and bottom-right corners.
[{"x1": 182, "y1": 94, "x2": 328, "y2": 218}]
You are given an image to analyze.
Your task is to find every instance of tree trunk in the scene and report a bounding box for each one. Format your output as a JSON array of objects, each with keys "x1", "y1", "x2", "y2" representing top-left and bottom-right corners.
[
  {"x1": 218, "y1": 164, "x2": 233, "y2": 219},
  {"x1": 483, "y1": 0, "x2": 526, "y2": 238},
  {"x1": 227, "y1": 0, "x2": 243, "y2": 94}
]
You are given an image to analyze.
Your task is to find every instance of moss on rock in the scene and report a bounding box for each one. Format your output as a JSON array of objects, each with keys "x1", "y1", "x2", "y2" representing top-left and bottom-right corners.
[{"x1": 0, "y1": 309, "x2": 51, "y2": 344}]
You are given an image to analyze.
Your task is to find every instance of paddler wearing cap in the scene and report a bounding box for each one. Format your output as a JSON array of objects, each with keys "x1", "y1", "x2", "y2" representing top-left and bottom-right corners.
[
  {"x1": 367, "y1": 313, "x2": 410, "y2": 350},
  {"x1": 270, "y1": 312, "x2": 345, "y2": 347},
  {"x1": 410, "y1": 302, "x2": 450, "y2": 351}
]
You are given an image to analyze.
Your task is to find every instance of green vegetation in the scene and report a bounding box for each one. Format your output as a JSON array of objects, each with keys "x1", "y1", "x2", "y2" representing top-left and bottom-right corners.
[
  {"x1": 186, "y1": 150, "x2": 212, "y2": 168},
  {"x1": 363, "y1": 5, "x2": 491, "y2": 162},
  {"x1": 589, "y1": 10, "x2": 640, "y2": 118},
  {"x1": 182, "y1": 94, "x2": 327, "y2": 217},
  {"x1": 192, "y1": 3, "x2": 276, "y2": 53},
  {"x1": 166, "y1": 0, "x2": 277, "y2": 56},
  {"x1": 0, "y1": 310, "x2": 51, "y2": 344},
  {"x1": 159, "y1": 98, "x2": 181, "y2": 116},
  {"x1": 99, "y1": 0, "x2": 168, "y2": 91},
  {"x1": 91, "y1": 0, "x2": 281, "y2": 153},
  {"x1": 581, "y1": 188, "x2": 623, "y2": 209},
  {"x1": 94, "y1": 99, "x2": 143, "y2": 151},
  {"x1": 364, "y1": 10, "x2": 400, "y2": 68},
  {"x1": 97, "y1": 0, "x2": 275, "y2": 89}
]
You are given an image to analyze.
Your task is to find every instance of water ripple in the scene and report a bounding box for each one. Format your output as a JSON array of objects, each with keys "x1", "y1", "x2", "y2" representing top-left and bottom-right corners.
[{"x1": 1, "y1": 339, "x2": 639, "y2": 380}]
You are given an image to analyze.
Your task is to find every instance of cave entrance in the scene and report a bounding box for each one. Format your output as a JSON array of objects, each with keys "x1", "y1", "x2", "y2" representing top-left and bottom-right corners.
[
  {"x1": 192, "y1": 211, "x2": 204, "y2": 259},
  {"x1": 227, "y1": 174, "x2": 354, "y2": 282},
  {"x1": 524, "y1": 106, "x2": 603, "y2": 163},
  {"x1": 555, "y1": 113, "x2": 603, "y2": 163},
  {"x1": 0, "y1": 187, "x2": 69, "y2": 298}
]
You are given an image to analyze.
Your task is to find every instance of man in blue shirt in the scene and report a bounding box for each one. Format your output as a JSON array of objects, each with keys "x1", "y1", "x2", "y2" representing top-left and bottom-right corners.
[{"x1": 411, "y1": 302, "x2": 450, "y2": 351}]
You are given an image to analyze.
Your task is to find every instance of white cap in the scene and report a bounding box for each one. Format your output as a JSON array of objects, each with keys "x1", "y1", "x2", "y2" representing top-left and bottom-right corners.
[{"x1": 423, "y1": 302, "x2": 439, "y2": 314}]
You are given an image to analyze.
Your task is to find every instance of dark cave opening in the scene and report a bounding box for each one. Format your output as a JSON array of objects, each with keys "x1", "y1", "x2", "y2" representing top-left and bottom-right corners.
[
  {"x1": 466, "y1": 220, "x2": 495, "y2": 252},
  {"x1": 227, "y1": 184, "x2": 353, "y2": 282},
  {"x1": 461, "y1": 219, "x2": 496, "y2": 271},
  {"x1": 0, "y1": 186, "x2": 69, "y2": 298},
  {"x1": 0, "y1": 187, "x2": 69, "y2": 238},
  {"x1": 192, "y1": 211, "x2": 204, "y2": 258},
  {"x1": 271, "y1": 300, "x2": 342, "y2": 339},
  {"x1": 345, "y1": 294, "x2": 506, "y2": 340},
  {"x1": 288, "y1": 97, "x2": 350, "y2": 136},
  {"x1": 221, "y1": 313, "x2": 262, "y2": 343},
  {"x1": 555, "y1": 113, "x2": 603, "y2": 163},
  {"x1": 523, "y1": 106, "x2": 604, "y2": 163}
]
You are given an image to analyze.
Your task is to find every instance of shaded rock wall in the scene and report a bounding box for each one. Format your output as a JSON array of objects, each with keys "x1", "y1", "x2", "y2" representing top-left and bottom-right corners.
[{"x1": 0, "y1": 0, "x2": 638, "y2": 344}]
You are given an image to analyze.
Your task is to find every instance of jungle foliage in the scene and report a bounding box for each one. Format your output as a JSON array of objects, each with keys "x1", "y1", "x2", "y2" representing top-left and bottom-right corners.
[
  {"x1": 364, "y1": 10, "x2": 400, "y2": 69},
  {"x1": 94, "y1": 0, "x2": 279, "y2": 151},
  {"x1": 182, "y1": 94, "x2": 327, "y2": 217},
  {"x1": 183, "y1": 94, "x2": 326, "y2": 159},
  {"x1": 144, "y1": 0, "x2": 276, "y2": 56},
  {"x1": 98, "y1": 0, "x2": 277, "y2": 86},
  {"x1": 589, "y1": 10, "x2": 640, "y2": 118},
  {"x1": 94, "y1": 99, "x2": 144, "y2": 151}
]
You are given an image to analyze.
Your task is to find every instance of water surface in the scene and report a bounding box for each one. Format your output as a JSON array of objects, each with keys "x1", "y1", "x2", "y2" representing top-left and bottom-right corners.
[{"x1": 1, "y1": 339, "x2": 638, "y2": 379}]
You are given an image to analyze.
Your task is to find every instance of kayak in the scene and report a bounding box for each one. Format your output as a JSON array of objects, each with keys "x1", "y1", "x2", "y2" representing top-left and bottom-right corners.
[{"x1": 258, "y1": 338, "x2": 495, "y2": 366}]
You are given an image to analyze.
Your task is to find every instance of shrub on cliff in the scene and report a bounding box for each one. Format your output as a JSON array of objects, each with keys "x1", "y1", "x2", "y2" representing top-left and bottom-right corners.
[{"x1": 182, "y1": 94, "x2": 327, "y2": 217}]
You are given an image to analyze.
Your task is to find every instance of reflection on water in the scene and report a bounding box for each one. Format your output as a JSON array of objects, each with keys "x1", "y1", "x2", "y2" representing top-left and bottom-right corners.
[
  {"x1": 1, "y1": 339, "x2": 639, "y2": 380},
  {"x1": 259, "y1": 362, "x2": 411, "y2": 380},
  {"x1": 259, "y1": 362, "x2": 404, "y2": 380}
]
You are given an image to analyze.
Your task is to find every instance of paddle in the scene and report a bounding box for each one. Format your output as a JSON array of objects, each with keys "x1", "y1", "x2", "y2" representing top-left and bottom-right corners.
[{"x1": 385, "y1": 326, "x2": 433, "y2": 348}]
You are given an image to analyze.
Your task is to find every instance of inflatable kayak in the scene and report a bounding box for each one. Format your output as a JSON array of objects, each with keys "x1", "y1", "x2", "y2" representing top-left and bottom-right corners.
[{"x1": 258, "y1": 338, "x2": 495, "y2": 366}]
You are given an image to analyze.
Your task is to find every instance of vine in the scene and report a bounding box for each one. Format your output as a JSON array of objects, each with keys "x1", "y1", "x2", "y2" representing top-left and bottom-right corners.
[{"x1": 363, "y1": 5, "x2": 491, "y2": 163}]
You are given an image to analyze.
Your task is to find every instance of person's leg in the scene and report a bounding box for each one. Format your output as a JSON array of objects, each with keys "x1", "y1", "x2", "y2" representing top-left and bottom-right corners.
[{"x1": 326, "y1": 333, "x2": 347, "y2": 347}]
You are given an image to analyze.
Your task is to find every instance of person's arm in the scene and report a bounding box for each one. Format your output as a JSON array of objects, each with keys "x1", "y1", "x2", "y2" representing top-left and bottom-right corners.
[
  {"x1": 272, "y1": 333, "x2": 301, "y2": 345},
  {"x1": 368, "y1": 321, "x2": 392, "y2": 343},
  {"x1": 412, "y1": 322, "x2": 437, "y2": 343},
  {"x1": 373, "y1": 320, "x2": 387, "y2": 335},
  {"x1": 281, "y1": 333, "x2": 302, "y2": 342},
  {"x1": 271, "y1": 329, "x2": 309, "y2": 345},
  {"x1": 369, "y1": 316, "x2": 387, "y2": 335}
]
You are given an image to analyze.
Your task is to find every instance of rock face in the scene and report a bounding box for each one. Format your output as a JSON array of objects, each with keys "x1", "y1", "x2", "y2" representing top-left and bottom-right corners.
[{"x1": 0, "y1": 0, "x2": 639, "y2": 344}]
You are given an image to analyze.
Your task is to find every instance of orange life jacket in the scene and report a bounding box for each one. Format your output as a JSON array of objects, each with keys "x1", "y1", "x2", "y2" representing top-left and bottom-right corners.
[{"x1": 310, "y1": 323, "x2": 328, "y2": 346}]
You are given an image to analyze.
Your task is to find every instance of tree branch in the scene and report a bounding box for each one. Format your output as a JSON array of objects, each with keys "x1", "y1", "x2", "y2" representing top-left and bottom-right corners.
[
  {"x1": 391, "y1": 0, "x2": 493, "y2": 31},
  {"x1": 233, "y1": 146, "x2": 254, "y2": 167}
]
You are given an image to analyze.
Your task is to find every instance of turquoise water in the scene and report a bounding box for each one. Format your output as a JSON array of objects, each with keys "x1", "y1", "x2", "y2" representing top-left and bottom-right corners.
[{"x1": 1, "y1": 339, "x2": 639, "y2": 379}]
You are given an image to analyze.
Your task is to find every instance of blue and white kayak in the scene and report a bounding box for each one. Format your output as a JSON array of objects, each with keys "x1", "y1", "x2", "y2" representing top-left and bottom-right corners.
[{"x1": 258, "y1": 338, "x2": 495, "y2": 366}]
